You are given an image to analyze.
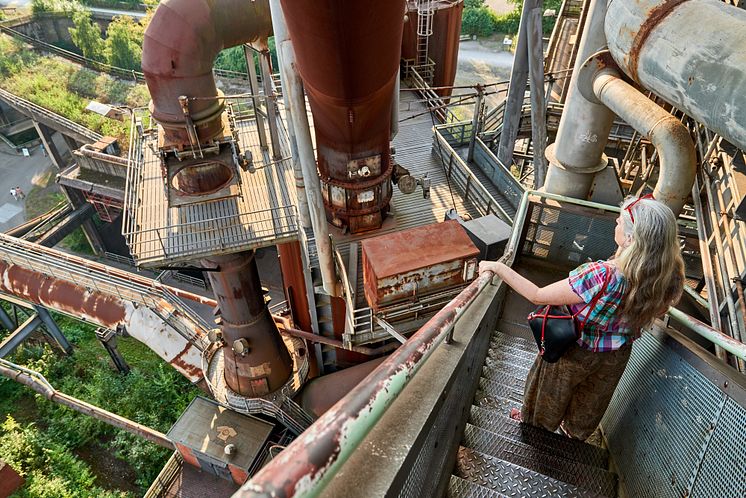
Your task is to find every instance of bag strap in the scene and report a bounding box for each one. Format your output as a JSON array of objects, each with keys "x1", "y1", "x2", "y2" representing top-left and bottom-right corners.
[{"x1": 572, "y1": 263, "x2": 613, "y2": 333}]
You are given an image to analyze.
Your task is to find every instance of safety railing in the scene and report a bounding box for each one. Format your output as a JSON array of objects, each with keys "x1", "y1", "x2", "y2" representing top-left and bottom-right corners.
[{"x1": 432, "y1": 124, "x2": 512, "y2": 223}]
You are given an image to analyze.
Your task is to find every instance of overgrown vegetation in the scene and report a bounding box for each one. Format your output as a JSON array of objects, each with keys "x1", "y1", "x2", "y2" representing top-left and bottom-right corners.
[
  {"x1": 0, "y1": 34, "x2": 149, "y2": 148},
  {"x1": 0, "y1": 310, "x2": 200, "y2": 495},
  {"x1": 461, "y1": 0, "x2": 563, "y2": 38}
]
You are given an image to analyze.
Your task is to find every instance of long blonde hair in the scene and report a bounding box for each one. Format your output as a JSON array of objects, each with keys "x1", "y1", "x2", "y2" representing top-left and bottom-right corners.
[{"x1": 615, "y1": 197, "x2": 685, "y2": 330}]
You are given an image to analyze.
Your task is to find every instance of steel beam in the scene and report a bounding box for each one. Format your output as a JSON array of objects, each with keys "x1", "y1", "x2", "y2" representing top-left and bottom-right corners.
[
  {"x1": 34, "y1": 305, "x2": 72, "y2": 355},
  {"x1": 0, "y1": 305, "x2": 15, "y2": 331},
  {"x1": 33, "y1": 121, "x2": 65, "y2": 169},
  {"x1": 0, "y1": 314, "x2": 41, "y2": 358},
  {"x1": 526, "y1": 6, "x2": 548, "y2": 189}
]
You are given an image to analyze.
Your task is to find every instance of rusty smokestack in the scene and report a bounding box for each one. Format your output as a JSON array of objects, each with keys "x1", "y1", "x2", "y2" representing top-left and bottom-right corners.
[
  {"x1": 280, "y1": 0, "x2": 406, "y2": 233},
  {"x1": 141, "y1": 0, "x2": 293, "y2": 397},
  {"x1": 203, "y1": 253, "x2": 293, "y2": 397}
]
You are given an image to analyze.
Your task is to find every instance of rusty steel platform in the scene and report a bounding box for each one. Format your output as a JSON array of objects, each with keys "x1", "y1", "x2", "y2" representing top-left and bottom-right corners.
[{"x1": 124, "y1": 102, "x2": 299, "y2": 268}]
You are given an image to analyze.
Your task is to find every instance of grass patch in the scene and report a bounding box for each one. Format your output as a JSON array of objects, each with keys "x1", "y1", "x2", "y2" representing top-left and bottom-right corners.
[
  {"x1": 0, "y1": 309, "x2": 201, "y2": 494},
  {"x1": 0, "y1": 34, "x2": 149, "y2": 150}
]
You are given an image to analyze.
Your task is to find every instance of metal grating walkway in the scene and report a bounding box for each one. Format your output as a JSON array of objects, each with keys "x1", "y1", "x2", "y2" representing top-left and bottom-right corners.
[{"x1": 124, "y1": 103, "x2": 298, "y2": 268}]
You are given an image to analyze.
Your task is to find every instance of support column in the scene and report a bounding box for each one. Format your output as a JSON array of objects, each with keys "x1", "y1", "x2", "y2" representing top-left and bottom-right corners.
[
  {"x1": 96, "y1": 327, "x2": 130, "y2": 374},
  {"x1": 0, "y1": 305, "x2": 16, "y2": 331},
  {"x1": 34, "y1": 305, "x2": 73, "y2": 355},
  {"x1": 59, "y1": 185, "x2": 106, "y2": 256},
  {"x1": 62, "y1": 134, "x2": 79, "y2": 155},
  {"x1": 259, "y1": 50, "x2": 282, "y2": 161},
  {"x1": 33, "y1": 121, "x2": 65, "y2": 169},
  {"x1": 0, "y1": 314, "x2": 42, "y2": 358},
  {"x1": 244, "y1": 45, "x2": 268, "y2": 151},
  {"x1": 527, "y1": 6, "x2": 548, "y2": 189},
  {"x1": 497, "y1": 0, "x2": 536, "y2": 168},
  {"x1": 204, "y1": 251, "x2": 293, "y2": 397}
]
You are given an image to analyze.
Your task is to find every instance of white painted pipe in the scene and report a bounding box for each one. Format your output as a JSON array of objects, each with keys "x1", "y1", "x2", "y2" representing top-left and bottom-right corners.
[
  {"x1": 592, "y1": 70, "x2": 696, "y2": 215},
  {"x1": 269, "y1": 0, "x2": 339, "y2": 297}
]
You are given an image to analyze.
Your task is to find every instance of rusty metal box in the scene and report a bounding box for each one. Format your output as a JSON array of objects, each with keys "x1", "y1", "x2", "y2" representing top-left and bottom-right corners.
[{"x1": 361, "y1": 220, "x2": 480, "y2": 312}]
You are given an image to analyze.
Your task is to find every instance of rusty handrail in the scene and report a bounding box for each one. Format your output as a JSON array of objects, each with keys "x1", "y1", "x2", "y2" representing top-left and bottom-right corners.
[{"x1": 238, "y1": 271, "x2": 495, "y2": 498}]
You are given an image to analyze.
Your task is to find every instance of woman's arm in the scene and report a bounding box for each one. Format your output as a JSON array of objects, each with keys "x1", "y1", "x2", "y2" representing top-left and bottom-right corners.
[{"x1": 478, "y1": 261, "x2": 584, "y2": 306}]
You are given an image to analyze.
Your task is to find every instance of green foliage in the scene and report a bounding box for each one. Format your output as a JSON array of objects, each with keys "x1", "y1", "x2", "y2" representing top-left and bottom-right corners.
[
  {"x1": 31, "y1": 0, "x2": 82, "y2": 15},
  {"x1": 493, "y1": 9, "x2": 521, "y2": 35},
  {"x1": 105, "y1": 16, "x2": 143, "y2": 71},
  {"x1": 461, "y1": 6, "x2": 498, "y2": 37},
  {"x1": 463, "y1": 0, "x2": 485, "y2": 8},
  {"x1": 0, "y1": 416, "x2": 130, "y2": 498},
  {"x1": 69, "y1": 10, "x2": 105, "y2": 61},
  {"x1": 0, "y1": 309, "x2": 200, "y2": 494},
  {"x1": 215, "y1": 46, "x2": 247, "y2": 74}
]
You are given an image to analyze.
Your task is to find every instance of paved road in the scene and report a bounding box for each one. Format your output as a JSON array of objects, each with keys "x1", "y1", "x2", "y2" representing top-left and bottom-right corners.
[{"x1": 0, "y1": 134, "x2": 69, "y2": 233}]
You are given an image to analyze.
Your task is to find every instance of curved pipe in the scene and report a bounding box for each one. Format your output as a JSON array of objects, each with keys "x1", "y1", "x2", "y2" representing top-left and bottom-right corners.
[
  {"x1": 605, "y1": 0, "x2": 746, "y2": 151},
  {"x1": 592, "y1": 70, "x2": 696, "y2": 215},
  {"x1": 142, "y1": 0, "x2": 272, "y2": 143}
]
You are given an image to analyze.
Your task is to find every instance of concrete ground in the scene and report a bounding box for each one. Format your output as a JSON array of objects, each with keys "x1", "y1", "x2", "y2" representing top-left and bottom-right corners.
[{"x1": 0, "y1": 131, "x2": 70, "y2": 232}]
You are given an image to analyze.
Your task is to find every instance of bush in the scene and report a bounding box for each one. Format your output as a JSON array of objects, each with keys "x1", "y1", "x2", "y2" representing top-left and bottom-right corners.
[
  {"x1": 461, "y1": 6, "x2": 498, "y2": 37},
  {"x1": 494, "y1": 9, "x2": 521, "y2": 35}
]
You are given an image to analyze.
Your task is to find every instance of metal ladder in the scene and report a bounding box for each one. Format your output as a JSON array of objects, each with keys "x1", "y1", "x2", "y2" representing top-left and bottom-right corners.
[{"x1": 416, "y1": 0, "x2": 435, "y2": 84}]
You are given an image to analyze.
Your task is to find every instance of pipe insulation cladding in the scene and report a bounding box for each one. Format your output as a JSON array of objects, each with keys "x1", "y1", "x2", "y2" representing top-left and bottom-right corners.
[
  {"x1": 280, "y1": 0, "x2": 406, "y2": 233},
  {"x1": 605, "y1": 0, "x2": 746, "y2": 151}
]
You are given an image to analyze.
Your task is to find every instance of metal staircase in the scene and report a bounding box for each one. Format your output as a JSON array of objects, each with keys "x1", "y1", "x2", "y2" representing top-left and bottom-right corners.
[{"x1": 448, "y1": 330, "x2": 618, "y2": 497}]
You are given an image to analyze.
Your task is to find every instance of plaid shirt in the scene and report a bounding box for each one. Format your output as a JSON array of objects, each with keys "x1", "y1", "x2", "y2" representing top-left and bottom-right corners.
[{"x1": 568, "y1": 261, "x2": 635, "y2": 352}]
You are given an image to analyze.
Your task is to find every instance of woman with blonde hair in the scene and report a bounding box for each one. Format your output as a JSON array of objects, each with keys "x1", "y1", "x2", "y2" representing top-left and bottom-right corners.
[{"x1": 478, "y1": 195, "x2": 685, "y2": 440}]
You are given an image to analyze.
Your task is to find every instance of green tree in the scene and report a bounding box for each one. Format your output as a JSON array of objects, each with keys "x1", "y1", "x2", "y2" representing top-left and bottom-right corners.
[
  {"x1": 69, "y1": 11, "x2": 104, "y2": 61},
  {"x1": 105, "y1": 16, "x2": 143, "y2": 71},
  {"x1": 461, "y1": 6, "x2": 498, "y2": 37}
]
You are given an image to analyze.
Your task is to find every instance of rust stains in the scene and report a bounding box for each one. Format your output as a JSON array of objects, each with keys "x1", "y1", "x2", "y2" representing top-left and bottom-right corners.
[
  {"x1": 628, "y1": 0, "x2": 692, "y2": 82},
  {"x1": 0, "y1": 261, "x2": 126, "y2": 328},
  {"x1": 169, "y1": 343, "x2": 203, "y2": 380}
]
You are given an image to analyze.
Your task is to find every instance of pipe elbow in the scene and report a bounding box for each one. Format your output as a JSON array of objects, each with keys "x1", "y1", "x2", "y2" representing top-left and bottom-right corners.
[{"x1": 649, "y1": 116, "x2": 697, "y2": 215}]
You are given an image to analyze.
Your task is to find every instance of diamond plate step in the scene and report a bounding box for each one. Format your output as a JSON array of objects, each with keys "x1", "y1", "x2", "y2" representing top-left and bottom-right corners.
[
  {"x1": 478, "y1": 377, "x2": 524, "y2": 402},
  {"x1": 474, "y1": 391, "x2": 521, "y2": 414},
  {"x1": 455, "y1": 446, "x2": 604, "y2": 498},
  {"x1": 447, "y1": 476, "x2": 508, "y2": 498},
  {"x1": 490, "y1": 329, "x2": 535, "y2": 350},
  {"x1": 469, "y1": 405, "x2": 609, "y2": 469},
  {"x1": 488, "y1": 339, "x2": 537, "y2": 360},
  {"x1": 463, "y1": 424, "x2": 617, "y2": 497},
  {"x1": 486, "y1": 347, "x2": 536, "y2": 369},
  {"x1": 494, "y1": 320, "x2": 533, "y2": 341},
  {"x1": 480, "y1": 365, "x2": 526, "y2": 390},
  {"x1": 484, "y1": 356, "x2": 531, "y2": 377}
]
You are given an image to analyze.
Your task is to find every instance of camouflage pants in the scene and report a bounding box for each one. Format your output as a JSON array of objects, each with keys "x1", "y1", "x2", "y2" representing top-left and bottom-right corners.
[{"x1": 520, "y1": 343, "x2": 632, "y2": 441}]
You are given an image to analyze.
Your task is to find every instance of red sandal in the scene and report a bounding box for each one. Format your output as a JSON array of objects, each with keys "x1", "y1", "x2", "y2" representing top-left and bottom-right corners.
[{"x1": 509, "y1": 407, "x2": 522, "y2": 422}]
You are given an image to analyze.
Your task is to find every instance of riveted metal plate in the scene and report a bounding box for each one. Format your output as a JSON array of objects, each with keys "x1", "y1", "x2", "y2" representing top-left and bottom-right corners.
[
  {"x1": 463, "y1": 424, "x2": 617, "y2": 497},
  {"x1": 603, "y1": 334, "x2": 726, "y2": 498},
  {"x1": 455, "y1": 446, "x2": 603, "y2": 498},
  {"x1": 468, "y1": 406, "x2": 609, "y2": 469},
  {"x1": 478, "y1": 377, "x2": 524, "y2": 403},
  {"x1": 447, "y1": 475, "x2": 508, "y2": 498}
]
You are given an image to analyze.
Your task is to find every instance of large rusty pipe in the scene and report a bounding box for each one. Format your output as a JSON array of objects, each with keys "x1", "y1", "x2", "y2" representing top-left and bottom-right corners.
[
  {"x1": 142, "y1": 0, "x2": 272, "y2": 144},
  {"x1": 280, "y1": 0, "x2": 405, "y2": 233},
  {"x1": 543, "y1": 0, "x2": 615, "y2": 199},
  {"x1": 591, "y1": 70, "x2": 696, "y2": 215},
  {"x1": 238, "y1": 271, "x2": 493, "y2": 497},
  {"x1": 203, "y1": 252, "x2": 292, "y2": 397},
  {"x1": 0, "y1": 261, "x2": 204, "y2": 383},
  {"x1": 0, "y1": 360, "x2": 173, "y2": 449},
  {"x1": 605, "y1": 0, "x2": 746, "y2": 151}
]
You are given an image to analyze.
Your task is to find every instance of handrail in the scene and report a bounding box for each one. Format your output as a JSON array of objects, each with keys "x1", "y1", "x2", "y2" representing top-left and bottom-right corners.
[{"x1": 667, "y1": 307, "x2": 746, "y2": 361}]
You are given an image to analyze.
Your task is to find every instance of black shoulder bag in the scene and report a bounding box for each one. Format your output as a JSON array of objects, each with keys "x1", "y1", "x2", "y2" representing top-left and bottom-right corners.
[{"x1": 526, "y1": 265, "x2": 612, "y2": 363}]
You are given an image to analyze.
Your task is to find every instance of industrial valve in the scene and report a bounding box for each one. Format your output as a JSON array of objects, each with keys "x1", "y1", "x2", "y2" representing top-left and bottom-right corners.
[
  {"x1": 393, "y1": 164, "x2": 431, "y2": 198},
  {"x1": 232, "y1": 338, "x2": 251, "y2": 356}
]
